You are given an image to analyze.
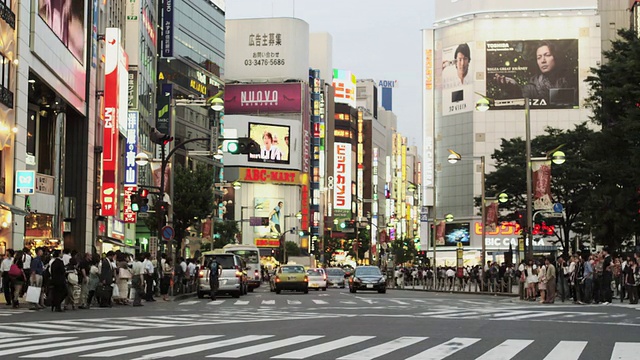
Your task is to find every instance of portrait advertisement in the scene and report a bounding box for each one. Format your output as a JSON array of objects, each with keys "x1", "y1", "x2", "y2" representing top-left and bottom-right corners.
[
  {"x1": 486, "y1": 39, "x2": 579, "y2": 109},
  {"x1": 38, "y1": 0, "x2": 85, "y2": 60},
  {"x1": 253, "y1": 197, "x2": 284, "y2": 238},
  {"x1": 442, "y1": 42, "x2": 474, "y2": 115},
  {"x1": 247, "y1": 122, "x2": 291, "y2": 165}
]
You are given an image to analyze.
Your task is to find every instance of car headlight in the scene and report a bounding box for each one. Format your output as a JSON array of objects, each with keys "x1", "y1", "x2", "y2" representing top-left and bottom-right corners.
[{"x1": 378, "y1": 277, "x2": 385, "y2": 283}]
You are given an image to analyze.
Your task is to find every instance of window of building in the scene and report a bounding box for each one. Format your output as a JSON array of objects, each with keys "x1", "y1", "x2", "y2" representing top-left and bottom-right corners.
[
  {"x1": 26, "y1": 108, "x2": 56, "y2": 175},
  {"x1": 0, "y1": 53, "x2": 9, "y2": 91}
]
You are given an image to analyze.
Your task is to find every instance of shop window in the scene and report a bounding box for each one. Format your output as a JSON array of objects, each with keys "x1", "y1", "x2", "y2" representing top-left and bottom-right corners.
[
  {"x1": 0, "y1": 53, "x2": 12, "y2": 108},
  {"x1": 26, "y1": 108, "x2": 55, "y2": 175}
]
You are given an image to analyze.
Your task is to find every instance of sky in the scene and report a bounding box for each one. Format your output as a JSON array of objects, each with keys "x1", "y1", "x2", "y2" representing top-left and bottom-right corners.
[{"x1": 225, "y1": 0, "x2": 435, "y2": 149}]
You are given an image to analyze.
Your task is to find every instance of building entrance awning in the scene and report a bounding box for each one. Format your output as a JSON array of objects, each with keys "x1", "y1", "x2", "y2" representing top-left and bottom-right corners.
[{"x1": 0, "y1": 201, "x2": 29, "y2": 216}]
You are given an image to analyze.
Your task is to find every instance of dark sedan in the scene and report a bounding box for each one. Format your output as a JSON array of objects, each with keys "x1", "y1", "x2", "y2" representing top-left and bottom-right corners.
[{"x1": 348, "y1": 266, "x2": 386, "y2": 293}]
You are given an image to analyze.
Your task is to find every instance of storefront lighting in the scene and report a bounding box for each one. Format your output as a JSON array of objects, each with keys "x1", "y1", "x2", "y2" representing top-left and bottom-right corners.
[
  {"x1": 12, "y1": 127, "x2": 17, "y2": 133},
  {"x1": 1, "y1": 222, "x2": 8, "y2": 228}
]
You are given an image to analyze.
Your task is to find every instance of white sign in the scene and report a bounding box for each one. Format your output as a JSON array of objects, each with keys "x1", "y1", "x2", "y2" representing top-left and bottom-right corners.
[
  {"x1": 484, "y1": 237, "x2": 548, "y2": 248},
  {"x1": 333, "y1": 143, "x2": 352, "y2": 210},
  {"x1": 225, "y1": 18, "x2": 309, "y2": 82},
  {"x1": 442, "y1": 42, "x2": 474, "y2": 115}
]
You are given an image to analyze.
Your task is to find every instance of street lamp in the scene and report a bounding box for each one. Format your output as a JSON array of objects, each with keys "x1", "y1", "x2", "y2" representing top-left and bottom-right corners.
[
  {"x1": 281, "y1": 212, "x2": 302, "y2": 263},
  {"x1": 211, "y1": 97, "x2": 224, "y2": 112},
  {"x1": 447, "y1": 148, "x2": 487, "y2": 278}
]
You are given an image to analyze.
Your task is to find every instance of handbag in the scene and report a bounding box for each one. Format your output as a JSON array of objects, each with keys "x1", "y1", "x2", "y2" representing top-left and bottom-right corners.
[
  {"x1": 112, "y1": 284, "x2": 120, "y2": 298},
  {"x1": 8, "y1": 264, "x2": 23, "y2": 278},
  {"x1": 119, "y1": 268, "x2": 132, "y2": 279},
  {"x1": 26, "y1": 286, "x2": 42, "y2": 303}
]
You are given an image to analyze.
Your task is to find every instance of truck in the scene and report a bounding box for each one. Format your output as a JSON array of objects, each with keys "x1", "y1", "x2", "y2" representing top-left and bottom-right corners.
[{"x1": 286, "y1": 255, "x2": 316, "y2": 268}]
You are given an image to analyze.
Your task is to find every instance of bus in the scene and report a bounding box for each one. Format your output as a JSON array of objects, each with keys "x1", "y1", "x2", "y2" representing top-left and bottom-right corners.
[{"x1": 223, "y1": 244, "x2": 262, "y2": 291}]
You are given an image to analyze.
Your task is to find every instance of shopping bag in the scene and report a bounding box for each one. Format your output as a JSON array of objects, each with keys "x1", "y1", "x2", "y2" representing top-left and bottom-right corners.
[
  {"x1": 26, "y1": 286, "x2": 42, "y2": 303},
  {"x1": 112, "y1": 284, "x2": 119, "y2": 298},
  {"x1": 129, "y1": 288, "x2": 136, "y2": 300}
]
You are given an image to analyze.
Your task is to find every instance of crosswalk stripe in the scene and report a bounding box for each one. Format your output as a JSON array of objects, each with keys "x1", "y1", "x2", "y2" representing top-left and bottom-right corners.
[
  {"x1": 475, "y1": 339, "x2": 534, "y2": 360},
  {"x1": 404, "y1": 337, "x2": 479, "y2": 360},
  {"x1": 131, "y1": 335, "x2": 273, "y2": 360},
  {"x1": 338, "y1": 336, "x2": 428, "y2": 360},
  {"x1": 287, "y1": 300, "x2": 302, "y2": 305},
  {"x1": 272, "y1": 336, "x2": 375, "y2": 359},
  {"x1": 1, "y1": 324, "x2": 59, "y2": 335},
  {"x1": 180, "y1": 300, "x2": 200, "y2": 305},
  {"x1": 49, "y1": 319, "x2": 143, "y2": 330},
  {"x1": 611, "y1": 342, "x2": 640, "y2": 359},
  {"x1": 543, "y1": 341, "x2": 587, "y2": 360},
  {"x1": 21, "y1": 335, "x2": 171, "y2": 358},
  {"x1": 207, "y1": 300, "x2": 226, "y2": 305},
  {"x1": 0, "y1": 337, "x2": 32, "y2": 344},
  {"x1": 262, "y1": 300, "x2": 275, "y2": 305},
  {"x1": 388, "y1": 300, "x2": 409, "y2": 305},
  {"x1": 508, "y1": 311, "x2": 560, "y2": 320},
  {"x1": 83, "y1": 335, "x2": 223, "y2": 357},
  {"x1": 20, "y1": 322, "x2": 82, "y2": 331},
  {"x1": 4, "y1": 336, "x2": 123, "y2": 356},
  {"x1": 312, "y1": 300, "x2": 328, "y2": 304},
  {"x1": 207, "y1": 335, "x2": 324, "y2": 358},
  {"x1": 235, "y1": 300, "x2": 250, "y2": 305}
]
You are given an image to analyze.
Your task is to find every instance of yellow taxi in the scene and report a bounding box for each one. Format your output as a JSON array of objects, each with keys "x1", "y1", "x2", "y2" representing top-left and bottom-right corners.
[{"x1": 273, "y1": 265, "x2": 309, "y2": 294}]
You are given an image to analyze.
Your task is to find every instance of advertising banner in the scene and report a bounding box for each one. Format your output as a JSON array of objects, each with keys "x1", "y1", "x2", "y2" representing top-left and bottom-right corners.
[
  {"x1": 247, "y1": 122, "x2": 290, "y2": 164},
  {"x1": 161, "y1": 0, "x2": 174, "y2": 57},
  {"x1": 333, "y1": 143, "x2": 352, "y2": 210},
  {"x1": 442, "y1": 42, "x2": 474, "y2": 115},
  {"x1": 156, "y1": 83, "x2": 172, "y2": 135},
  {"x1": 532, "y1": 159, "x2": 553, "y2": 210},
  {"x1": 225, "y1": 18, "x2": 309, "y2": 82},
  {"x1": 333, "y1": 69, "x2": 357, "y2": 108},
  {"x1": 124, "y1": 111, "x2": 138, "y2": 186},
  {"x1": 485, "y1": 200, "x2": 499, "y2": 232},
  {"x1": 486, "y1": 39, "x2": 579, "y2": 109},
  {"x1": 253, "y1": 198, "x2": 284, "y2": 238},
  {"x1": 128, "y1": 71, "x2": 138, "y2": 109},
  {"x1": 101, "y1": 28, "x2": 125, "y2": 216},
  {"x1": 224, "y1": 83, "x2": 303, "y2": 114},
  {"x1": 38, "y1": 0, "x2": 85, "y2": 60},
  {"x1": 444, "y1": 222, "x2": 470, "y2": 247},
  {"x1": 123, "y1": 186, "x2": 137, "y2": 223}
]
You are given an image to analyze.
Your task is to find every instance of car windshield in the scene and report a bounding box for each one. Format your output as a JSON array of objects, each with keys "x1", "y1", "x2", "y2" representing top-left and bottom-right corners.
[
  {"x1": 227, "y1": 250, "x2": 259, "y2": 263},
  {"x1": 281, "y1": 266, "x2": 305, "y2": 274},
  {"x1": 307, "y1": 270, "x2": 323, "y2": 276},
  {"x1": 326, "y1": 268, "x2": 345, "y2": 276},
  {"x1": 355, "y1": 267, "x2": 382, "y2": 276}
]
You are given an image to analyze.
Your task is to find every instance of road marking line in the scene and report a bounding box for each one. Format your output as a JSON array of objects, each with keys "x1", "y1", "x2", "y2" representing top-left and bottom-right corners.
[
  {"x1": 475, "y1": 339, "x2": 534, "y2": 360},
  {"x1": 341, "y1": 301, "x2": 357, "y2": 304},
  {"x1": 234, "y1": 300, "x2": 250, "y2": 305},
  {"x1": 207, "y1": 300, "x2": 226, "y2": 305},
  {"x1": 21, "y1": 335, "x2": 171, "y2": 358},
  {"x1": 131, "y1": 335, "x2": 273, "y2": 360},
  {"x1": 272, "y1": 335, "x2": 375, "y2": 359},
  {"x1": 207, "y1": 335, "x2": 324, "y2": 358},
  {"x1": 507, "y1": 311, "x2": 563, "y2": 320},
  {"x1": 611, "y1": 342, "x2": 640, "y2": 359},
  {"x1": 261, "y1": 300, "x2": 276, "y2": 305},
  {"x1": 5, "y1": 336, "x2": 123, "y2": 356},
  {"x1": 312, "y1": 299, "x2": 328, "y2": 304},
  {"x1": 83, "y1": 335, "x2": 223, "y2": 357},
  {"x1": 0, "y1": 337, "x2": 32, "y2": 344},
  {"x1": 542, "y1": 341, "x2": 587, "y2": 360},
  {"x1": 387, "y1": 300, "x2": 409, "y2": 305},
  {"x1": 287, "y1": 300, "x2": 302, "y2": 305},
  {"x1": 338, "y1": 336, "x2": 428, "y2": 360},
  {"x1": 179, "y1": 300, "x2": 200, "y2": 305},
  {"x1": 0, "y1": 325, "x2": 60, "y2": 335},
  {"x1": 404, "y1": 337, "x2": 479, "y2": 360}
]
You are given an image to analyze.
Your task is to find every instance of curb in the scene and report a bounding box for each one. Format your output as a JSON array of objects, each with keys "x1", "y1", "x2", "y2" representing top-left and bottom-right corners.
[
  {"x1": 391, "y1": 288, "x2": 519, "y2": 297},
  {"x1": 171, "y1": 292, "x2": 196, "y2": 301}
]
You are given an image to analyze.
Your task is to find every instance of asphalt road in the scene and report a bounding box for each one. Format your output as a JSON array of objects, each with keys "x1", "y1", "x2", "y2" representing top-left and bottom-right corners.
[{"x1": 2, "y1": 285, "x2": 639, "y2": 359}]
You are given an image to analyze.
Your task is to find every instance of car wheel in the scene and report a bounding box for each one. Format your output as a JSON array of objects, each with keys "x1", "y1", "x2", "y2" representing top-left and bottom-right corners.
[
  {"x1": 197, "y1": 291, "x2": 205, "y2": 299},
  {"x1": 322, "y1": 287, "x2": 327, "y2": 291},
  {"x1": 232, "y1": 291, "x2": 241, "y2": 298},
  {"x1": 304, "y1": 288, "x2": 309, "y2": 294},
  {"x1": 248, "y1": 287, "x2": 254, "y2": 292},
  {"x1": 378, "y1": 288, "x2": 386, "y2": 294},
  {"x1": 276, "y1": 288, "x2": 281, "y2": 294}
]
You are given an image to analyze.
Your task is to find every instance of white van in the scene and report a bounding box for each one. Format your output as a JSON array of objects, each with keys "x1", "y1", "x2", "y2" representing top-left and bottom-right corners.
[{"x1": 223, "y1": 244, "x2": 262, "y2": 291}]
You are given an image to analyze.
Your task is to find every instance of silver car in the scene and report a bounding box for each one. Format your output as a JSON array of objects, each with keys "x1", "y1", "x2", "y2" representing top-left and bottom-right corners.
[
  {"x1": 326, "y1": 267, "x2": 346, "y2": 288},
  {"x1": 197, "y1": 253, "x2": 247, "y2": 298}
]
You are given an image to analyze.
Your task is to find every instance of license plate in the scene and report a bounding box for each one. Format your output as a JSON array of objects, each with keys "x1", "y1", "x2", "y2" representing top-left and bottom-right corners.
[
  {"x1": 310, "y1": 283, "x2": 318, "y2": 287},
  {"x1": 288, "y1": 277, "x2": 296, "y2": 280},
  {"x1": 366, "y1": 284, "x2": 373, "y2": 289}
]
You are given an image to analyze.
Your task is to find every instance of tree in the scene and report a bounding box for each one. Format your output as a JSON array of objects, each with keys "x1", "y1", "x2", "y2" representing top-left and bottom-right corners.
[
  {"x1": 481, "y1": 124, "x2": 596, "y2": 256},
  {"x1": 212, "y1": 220, "x2": 240, "y2": 249},
  {"x1": 285, "y1": 241, "x2": 301, "y2": 257},
  {"x1": 173, "y1": 164, "x2": 215, "y2": 255},
  {"x1": 583, "y1": 28, "x2": 640, "y2": 250},
  {"x1": 389, "y1": 237, "x2": 417, "y2": 265}
]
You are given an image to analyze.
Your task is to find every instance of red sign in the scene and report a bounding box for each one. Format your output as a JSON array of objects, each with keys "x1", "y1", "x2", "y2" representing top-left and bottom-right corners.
[
  {"x1": 123, "y1": 186, "x2": 137, "y2": 223},
  {"x1": 474, "y1": 221, "x2": 555, "y2": 236},
  {"x1": 255, "y1": 238, "x2": 280, "y2": 247},
  {"x1": 239, "y1": 168, "x2": 300, "y2": 184},
  {"x1": 101, "y1": 28, "x2": 126, "y2": 216},
  {"x1": 224, "y1": 83, "x2": 303, "y2": 114}
]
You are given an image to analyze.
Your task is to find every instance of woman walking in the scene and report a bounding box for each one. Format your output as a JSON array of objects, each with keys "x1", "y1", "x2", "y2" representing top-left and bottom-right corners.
[
  {"x1": 624, "y1": 258, "x2": 639, "y2": 304},
  {"x1": 8, "y1": 252, "x2": 26, "y2": 308},
  {"x1": 115, "y1": 253, "x2": 131, "y2": 305},
  {"x1": 86, "y1": 258, "x2": 100, "y2": 307},
  {"x1": 161, "y1": 257, "x2": 173, "y2": 301}
]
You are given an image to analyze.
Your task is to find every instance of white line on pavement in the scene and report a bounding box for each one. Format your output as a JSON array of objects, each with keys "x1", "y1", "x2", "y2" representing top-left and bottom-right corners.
[
  {"x1": 207, "y1": 300, "x2": 226, "y2": 305},
  {"x1": 131, "y1": 335, "x2": 273, "y2": 360},
  {"x1": 235, "y1": 300, "x2": 250, "y2": 305},
  {"x1": 179, "y1": 301, "x2": 200, "y2": 305},
  {"x1": 207, "y1": 335, "x2": 324, "y2": 358},
  {"x1": 261, "y1": 300, "x2": 276, "y2": 305},
  {"x1": 610, "y1": 342, "x2": 640, "y2": 360},
  {"x1": 272, "y1": 336, "x2": 375, "y2": 359},
  {"x1": 5, "y1": 336, "x2": 124, "y2": 356},
  {"x1": 83, "y1": 335, "x2": 223, "y2": 357},
  {"x1": 21, "y1": 335, "x2": 171, "y2": 358},
  {"x1": 338, "y1": 336, "x2": 428, "y2": 360},
  {"x1": 542, "y1": 341, "x2": 587, "y2": 360},
  {"x1": 312, "y1": 299, "x2": 328, "y2": 304},
  {"x1": 475, "y1": 339, "x2": 534, "y2": 360},
  {"x1": 404, "y1": 337, "x2": 479, "y2": 360},
  {"x1": 287, "y1": 300, "x2": 302, "y2": 305}
]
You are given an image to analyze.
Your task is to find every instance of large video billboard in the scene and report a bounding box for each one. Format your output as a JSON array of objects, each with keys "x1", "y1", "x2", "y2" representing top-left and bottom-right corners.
[
  {"x1": 442, "y1": 42, "x2": 474, "y2": 115},
  {"x1": 486, "y1": 39, "x2": 579, "y2": 109},
  {"x1": 247, "y1": 122, "x2": 291, "y2": 165},
  {"x1": 38, "y1": 0, "x2": 85, "y2": 60}
]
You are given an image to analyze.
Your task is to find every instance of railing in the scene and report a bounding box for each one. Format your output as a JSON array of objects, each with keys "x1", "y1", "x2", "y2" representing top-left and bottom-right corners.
[{"x1": 387, "y1": 273, "x2": 520, "y2": 296}]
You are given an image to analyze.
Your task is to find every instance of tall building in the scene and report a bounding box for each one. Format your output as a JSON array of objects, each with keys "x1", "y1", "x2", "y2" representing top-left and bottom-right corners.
[{"x1": 422, "y1": 0, "x2": 600, "y2": 265}]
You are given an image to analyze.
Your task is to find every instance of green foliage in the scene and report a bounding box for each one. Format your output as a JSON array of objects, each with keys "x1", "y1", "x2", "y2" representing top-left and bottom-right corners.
[
  {"x1": 389, "y1": 237, "x2": 417, "y2": 265},
  {"x1": 212, "y1": 220, "x2": 240, "y2": 249},
  {"x1": 285, "y1": 241, "x2": 301, "y2": 257},
  {"x1": 173, "y1": 164, "x2": 215, "y2": 248}
]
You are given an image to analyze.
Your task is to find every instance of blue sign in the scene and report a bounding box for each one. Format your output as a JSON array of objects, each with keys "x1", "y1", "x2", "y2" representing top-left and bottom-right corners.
[
  {"x1": 553, "y1": 203, "x2": 564, "y2": 213},
  {"x1": 124, "y1": 111, "x2": 138, "y2": 186},
  {"x1": 161, "y1": 0, "x2": 174, "y2": 57},
  {"x1": 15, "y1": 170, "x2": 35, "y2": 194},
  {"x1": 161, "y1": 225, "x2": 175, "y2": 241}
]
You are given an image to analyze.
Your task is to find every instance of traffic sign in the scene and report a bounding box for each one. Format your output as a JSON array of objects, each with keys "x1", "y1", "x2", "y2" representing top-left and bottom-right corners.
[
  {"x1": 161, "y1": 226, "x2": 175, "y2": 241},
  {"x1": 15, "y1": 170, "x2": 35, "y2": 194},
  {"x1": 553, "y1": 203, "x2": 564, "y2": 213}
]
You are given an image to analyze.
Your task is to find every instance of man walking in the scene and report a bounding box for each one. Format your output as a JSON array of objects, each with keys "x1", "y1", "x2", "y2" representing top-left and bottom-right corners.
[
  {"x1": 209, "y1": 258, "x2": 221, "y2": 301},
  {"x1": 601, "y1": 247, "x2": 613, "y2": 304},
  {"x1": 142, "y1": 253, "x2": 155, "y2": 302},
  {"x1": 544, "y1": 257, "x2": 556, "y2": 303},
  {"x1": 29, "y1": 248, "x2": 45, "y2": 310},
  {"x1": 131, "y1": 254, "x2": 145, "y2": 307}
]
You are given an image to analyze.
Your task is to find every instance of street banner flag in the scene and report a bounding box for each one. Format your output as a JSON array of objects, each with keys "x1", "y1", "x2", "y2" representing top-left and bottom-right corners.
[{"x1": 532, "y1": 159, "x2": 553, "y2": 210}]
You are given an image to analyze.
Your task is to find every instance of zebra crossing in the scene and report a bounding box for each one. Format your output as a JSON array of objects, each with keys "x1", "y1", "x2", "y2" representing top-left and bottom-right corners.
[
  {"x1": 1, "y1": 333, "x2": 638, "y2": 359},
  {"x1": 179, "y1": 297, "x2": 477, "y2": 308}
]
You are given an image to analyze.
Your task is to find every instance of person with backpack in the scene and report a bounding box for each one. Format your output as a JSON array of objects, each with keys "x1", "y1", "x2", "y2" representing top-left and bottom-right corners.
[{"x1": 209, "y1": 258, "x2": 221, "y2": 301}]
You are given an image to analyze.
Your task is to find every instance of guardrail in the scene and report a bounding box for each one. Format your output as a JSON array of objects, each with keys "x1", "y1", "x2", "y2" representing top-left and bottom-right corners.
[{"x1": 388, "y1": 276, "x2": 521, "y2": 296}]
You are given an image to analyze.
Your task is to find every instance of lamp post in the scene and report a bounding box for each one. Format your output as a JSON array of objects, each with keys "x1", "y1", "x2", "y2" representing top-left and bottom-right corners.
[
  {"x1": 282, "y1": 212, "x2": 302, "y2": 263},
  {"x1": 239, "y1": 206, "x2": 249, "y2": 245},
  {"x1": 447, "y1": 149, "x2": 486, "y2": 278}
]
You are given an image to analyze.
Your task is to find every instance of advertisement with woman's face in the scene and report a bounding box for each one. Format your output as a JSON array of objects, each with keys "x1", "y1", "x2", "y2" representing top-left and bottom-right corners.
[
  {"x1": 486, "y1": 39, "x2": 579, "y2": 109},
  {"x1": 38, "y1": 0, "x2": 85, "y2": 61}
]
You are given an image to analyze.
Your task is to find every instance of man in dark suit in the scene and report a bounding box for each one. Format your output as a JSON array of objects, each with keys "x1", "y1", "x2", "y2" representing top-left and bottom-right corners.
[{"x1": 98, "y1": 251, "x2": 114, "y2": 307}]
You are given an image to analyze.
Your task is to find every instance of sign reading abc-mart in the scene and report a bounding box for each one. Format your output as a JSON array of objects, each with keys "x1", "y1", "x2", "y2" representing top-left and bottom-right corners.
[
  {"x1": 101, "y1": 28, "x2": 128, "y2": 217},
  {"x1": 224, "y1": 83, "x2": 304, "y2": 114}
]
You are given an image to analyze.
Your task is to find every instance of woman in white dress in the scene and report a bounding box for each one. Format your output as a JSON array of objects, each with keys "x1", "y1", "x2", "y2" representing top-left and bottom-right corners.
[
  {"x1": 538, "y1": 261, "x2": 547, "y2": 304},
  {"x1": 525, "y1": 260, "x2": 538, "y2": 301}
]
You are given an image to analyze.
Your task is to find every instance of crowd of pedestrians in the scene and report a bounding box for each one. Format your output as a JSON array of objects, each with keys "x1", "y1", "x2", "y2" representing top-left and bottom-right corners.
[{"x1": 0, "y1": 247, "x2": 202, "y2": 311}]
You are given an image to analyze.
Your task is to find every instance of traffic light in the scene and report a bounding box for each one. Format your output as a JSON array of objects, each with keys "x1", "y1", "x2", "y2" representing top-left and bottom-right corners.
[
  {"x1": 515, "y1": 210, "x2": 525, "y2": 233},
  {"x1": 129, "y1": 188, "x2": 150, "y2": 212},
  {"x1": 224, "y1": 137, "x2": 260, "y2": 155},
  {"x1": 156, "y1": 201, "x2": 168, "y2": 213},
  {"x1": 150, "y1": 128, "x2": 174, "y2": 145},
  {"x1": 130, "y1": 193, "x2": 140, "y2": 212}
]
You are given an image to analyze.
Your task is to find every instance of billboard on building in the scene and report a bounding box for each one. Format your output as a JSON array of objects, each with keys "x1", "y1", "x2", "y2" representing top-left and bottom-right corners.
[
  {"x1": 247, "y1": 122, "x2": 291, "y2": 165},
  {"x1": 444, "y1": 222, "x2": 471, "y2": 247},
  {"x1": 486, "y1": 39, "x2": 579, "y2": 109},
  {"x1": 333, "y1": 143, "x2": 352, "y2": 210},
  {"x1": 442, "y1": 42, "x2": 474, "y2": 115},
  {"x1": 333, "y1": 69, "x2": 357, "y2": 108},
  {"x1": 225, "y1": 18, "x2": 310, "y2": 82},
  {"x1": 101, "y1": 28, "x2": 127, "y2": 217},
  {"x1": 253, "y1": 197, "x2": 285, "y2": 238},
  {"x1": 37, "y1": 0, "x2": 85, "y2": 60},
  {"x1": 224, "y1": 83, "x2": 303, "y2": 114},
  {"x1": 435, "y1": 0, "x2": 597, "y2": 22}
]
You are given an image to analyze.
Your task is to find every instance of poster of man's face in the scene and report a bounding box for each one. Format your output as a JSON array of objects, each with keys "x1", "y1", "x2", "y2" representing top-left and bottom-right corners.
[
  {"x1": 253, "y1": 197, "x2": 284, "y2": 238},
  {"x1": 442, "y1": 42, "x2": 474, "y2": 115},
  {"x1": 485, "y1": 39, "x2": 579, "y2": 109},
  {"x1": 38, "y1": 0, "x2": 85, "y2": 61}
]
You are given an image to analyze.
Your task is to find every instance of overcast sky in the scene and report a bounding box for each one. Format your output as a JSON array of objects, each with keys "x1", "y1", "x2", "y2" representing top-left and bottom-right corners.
[{"x1": 226, "y1": 0, "x2": 435, "y2": 148}]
